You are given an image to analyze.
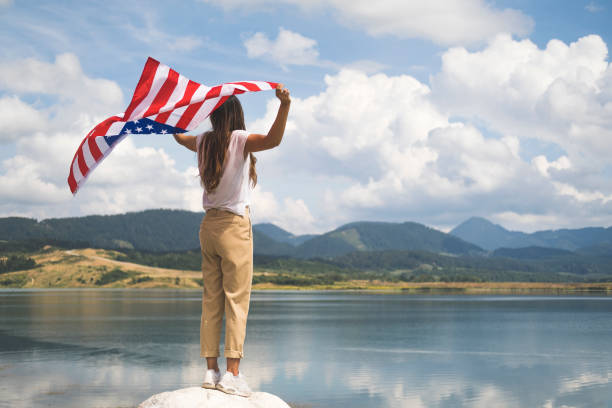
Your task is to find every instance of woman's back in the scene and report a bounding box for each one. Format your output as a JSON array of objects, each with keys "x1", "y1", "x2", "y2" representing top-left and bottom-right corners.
[{"x1": 197, "y1": 130, "x2": 251, "y2": 217}]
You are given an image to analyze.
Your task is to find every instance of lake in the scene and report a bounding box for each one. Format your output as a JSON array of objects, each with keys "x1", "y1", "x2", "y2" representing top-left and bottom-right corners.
[{"x1": 0, "y1": 289, "x2": 611, "y2": 408}]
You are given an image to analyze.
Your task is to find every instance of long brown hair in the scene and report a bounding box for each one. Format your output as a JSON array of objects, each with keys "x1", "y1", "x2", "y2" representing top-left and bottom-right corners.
[{"x1": 198, "y1": 95, "x2": 257, "y2": 192}]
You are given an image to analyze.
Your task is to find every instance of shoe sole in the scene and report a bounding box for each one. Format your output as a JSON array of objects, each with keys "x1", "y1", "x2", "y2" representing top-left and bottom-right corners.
[
  {"x1": 216, "y1": 383, "x2": 251, "y2": 398},
  {"x1": 201, "y1": 382, "x2": 217, "y2": 389}
]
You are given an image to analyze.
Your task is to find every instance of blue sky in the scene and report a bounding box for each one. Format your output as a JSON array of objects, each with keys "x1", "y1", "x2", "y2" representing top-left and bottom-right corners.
[{"x1": 0, "y1": 0, "x2": 611, "y2": 234}]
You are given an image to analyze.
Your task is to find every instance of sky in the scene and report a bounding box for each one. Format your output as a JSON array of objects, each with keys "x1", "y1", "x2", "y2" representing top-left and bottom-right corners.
[{"x1": 0, "y1": 0, "x2": 611, "y2": 235}]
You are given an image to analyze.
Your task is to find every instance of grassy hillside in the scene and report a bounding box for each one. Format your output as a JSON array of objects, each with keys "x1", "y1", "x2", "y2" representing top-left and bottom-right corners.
[{"x1": 0, "y1": 241, "x2": 611, "y2": 293}]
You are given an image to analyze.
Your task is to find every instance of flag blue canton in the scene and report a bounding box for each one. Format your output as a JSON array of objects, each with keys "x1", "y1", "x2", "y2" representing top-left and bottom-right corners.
[{"x1": 104, "y1": 118, "x2": 186, "y2": 147}]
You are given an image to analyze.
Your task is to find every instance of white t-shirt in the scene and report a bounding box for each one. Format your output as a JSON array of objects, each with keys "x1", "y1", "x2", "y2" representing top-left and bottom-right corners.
[{"x1": 196, "y1": 129, "x2": 252, "y2": 217}]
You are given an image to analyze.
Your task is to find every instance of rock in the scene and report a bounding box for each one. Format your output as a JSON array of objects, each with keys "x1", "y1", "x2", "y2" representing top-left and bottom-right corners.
[{"x1": 138, "y1": 386, "x2": 291, "y2": 408}]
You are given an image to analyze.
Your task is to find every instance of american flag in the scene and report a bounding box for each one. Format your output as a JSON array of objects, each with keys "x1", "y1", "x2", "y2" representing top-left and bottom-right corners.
[{"x1": 67, "y1": 57, "x2": 277, "y2": 194}]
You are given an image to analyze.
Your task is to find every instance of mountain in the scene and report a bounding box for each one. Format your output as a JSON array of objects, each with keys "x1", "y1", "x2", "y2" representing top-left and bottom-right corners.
[
  {"x1": 450, "y1": 217, "x2": 536, "y2": 250},
  {"x1": 253, "y1": 223, "x2": 316, "y2": 246},
  {"x1": 451, "y1": 217, "x2": 612, "y2": 252},
  {"x1": 293, "y1": 221, "x2": 483, "y2": 259}
]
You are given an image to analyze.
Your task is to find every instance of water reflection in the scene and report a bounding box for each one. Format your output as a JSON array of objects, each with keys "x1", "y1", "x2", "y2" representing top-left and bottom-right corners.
[{"x1": 0, "y1": 289, "x2": 611, "y2": 407}]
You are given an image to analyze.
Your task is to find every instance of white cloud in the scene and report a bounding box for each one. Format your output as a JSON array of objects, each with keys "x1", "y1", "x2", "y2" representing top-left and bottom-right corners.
[
  {"x1": 250, "y1": 186, "x2": 316, "y2": 234},
  {"x1": 244, "y1": 27, "x2": 320, "y2": 69},
  {"x1": 532, "y1": 155, "x2": 571, "y2": 177},
  {"x1": 0, "y1": 96, "x2": 47, "y2": 142},
  {"x1": 431, "y1": 34, "x2": 611, "y2": 161},
  {"x1": 205, "y1": 0, "x2": 533, "y2": 46},
  {"x1": 0, "y1": 53, "x2": 123, "y2": 115}
]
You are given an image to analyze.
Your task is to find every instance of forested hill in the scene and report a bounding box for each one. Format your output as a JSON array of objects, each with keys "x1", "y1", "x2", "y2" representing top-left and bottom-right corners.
[
  {"x1": 0, "y1": 210, "x2": 203, "y2": 252},
  {"x1": 0, "y1": 210, "x2": 481, "y2": 257},
  {"x1": 292, "y1": 221, "x2": 483, "y2": 258}
]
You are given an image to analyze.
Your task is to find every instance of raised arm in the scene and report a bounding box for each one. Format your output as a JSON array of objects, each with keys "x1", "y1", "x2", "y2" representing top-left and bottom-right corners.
[
  {"x1": 244, "y1": 84, "x2": 291, "y2": 153},
  {"x1": 173, "y1": 133, "x2": 197, "y2": 152}
]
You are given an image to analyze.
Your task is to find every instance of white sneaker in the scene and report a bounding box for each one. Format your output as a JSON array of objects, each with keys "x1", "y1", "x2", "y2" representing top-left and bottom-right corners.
[
  {"x1": 201, "y1": 369, "x2": 220, "y2": 389},
  {"x1": 216, "y1": 371, "x2": 253, "y2": 397}
]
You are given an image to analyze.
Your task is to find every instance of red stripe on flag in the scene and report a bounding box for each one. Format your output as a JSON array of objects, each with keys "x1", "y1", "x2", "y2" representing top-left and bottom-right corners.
[
  {"x1": 122, "y1": 57, "x2": 160, "y2": 121},
  {"x1": 142, "y1": 68, "x2": 179, "y2": 119},
  {"x1": 175, "y1": 84, "x2": 219, "y2": 129},
  {"x1": 77, "y1": 151, "x2": 89, "y2": 178},
  {"x1": 205, "y1": 85, "x2": 222, "y2": 99},
  {"x1": 212, "y1": 95, "x2": 230, "y2": 112},
  {"x1": 231, "y1": 82, "x2": 261, "y2": 92},
  {"x1": 155, "y1": 80, "x2": 199, "y2": 124},
  {"x1": 175, "y1": 100, "x2": 203, "y2": 130},
  {"x1": 87, "y1": 136, "x2": 103, "y2": 160},
  {"x1": 91, "y1": 116, "x2": 121, "y2": 137},
  {"x1": 68, "y1": 172, "x2": 78, "y2": 194}
]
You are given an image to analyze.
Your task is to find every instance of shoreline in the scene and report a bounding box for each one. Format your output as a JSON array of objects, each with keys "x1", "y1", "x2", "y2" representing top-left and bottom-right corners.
[
  {"x1": 1, "y1": 248, "x2": 610, "y2": 294},
  {"x1": 1, "y1": 281, "x2": 611, "y2": 294}
]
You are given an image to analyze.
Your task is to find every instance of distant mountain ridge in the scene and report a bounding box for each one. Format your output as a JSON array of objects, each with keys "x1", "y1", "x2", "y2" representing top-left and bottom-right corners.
[
  {"x1": 451, "y1": 217, "x2": 612, "y2": 251},
  {"x1": 0, "y1": 210, "x2": 481, "y2": 258}
]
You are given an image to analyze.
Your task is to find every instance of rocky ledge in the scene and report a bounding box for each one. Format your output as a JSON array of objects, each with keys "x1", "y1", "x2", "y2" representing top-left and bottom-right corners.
[{"x1": 138, "y1": 386, "x2": 291, "y2": 408}]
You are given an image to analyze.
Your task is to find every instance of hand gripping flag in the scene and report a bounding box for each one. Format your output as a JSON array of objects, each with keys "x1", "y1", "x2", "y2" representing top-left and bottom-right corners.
[{"x1": 67, "y1": 57, "x2": 277, "y2": 194}]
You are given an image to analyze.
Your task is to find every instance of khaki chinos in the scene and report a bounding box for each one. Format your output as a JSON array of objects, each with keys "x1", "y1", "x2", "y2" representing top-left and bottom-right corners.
[{"x1": 199, "y1": 206, "x2": 253, "y2": 359}]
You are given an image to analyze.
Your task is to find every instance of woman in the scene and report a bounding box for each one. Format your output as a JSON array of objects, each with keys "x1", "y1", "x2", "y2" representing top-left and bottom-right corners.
[{"x1": 173, "y1": 84, "x2": 291, "y2": 397}]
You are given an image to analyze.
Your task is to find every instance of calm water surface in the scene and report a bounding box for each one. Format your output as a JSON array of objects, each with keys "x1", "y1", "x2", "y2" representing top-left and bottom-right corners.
[{"x1": 0, "y1": 289, "x2": 611, "y2": 408}]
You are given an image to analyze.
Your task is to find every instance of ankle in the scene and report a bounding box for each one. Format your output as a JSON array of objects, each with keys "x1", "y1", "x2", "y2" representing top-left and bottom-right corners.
[{"x1": 227, "y1": 369, "x2": 239, "y2": 376}]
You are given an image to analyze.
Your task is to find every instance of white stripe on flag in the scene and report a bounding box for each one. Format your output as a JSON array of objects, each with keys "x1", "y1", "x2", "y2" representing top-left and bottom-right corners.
[
  {"x1": 218, "y1": 83, "x2": 235, "y2": 97},
  {"x1": 155, "y1": 74, "x2": 189, "y2": 121},
  {"x1": 251, "y1": 81, "x2": 273, "y2": 90},
  {"x1": 189, "y1": 84, "x2": 209, "y2": 105},
  {"x1": 72, "y1": 157, "x2": 84, "y2": 183},
  {"x1": 126, "y1": 64, "x2": 170, "y2": 121},
  {"x1": 95, "y1": 136, "x2": 110, "y2": 154},
  {"x1": 164, "y1": 105, "x2": 188, "y2": 127},
  {"x1": 82, "y1": 140, "x2": 95, "y2": 168},
  {"x1": 228, "y1": 84, "x2": 249, "y2": 93},
  {"x1": 106, "y1": 121, "x2": 126, "y2": 137},
  {"x1": 184, "y1": 95, "x2": 223, "y2": 131}
]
